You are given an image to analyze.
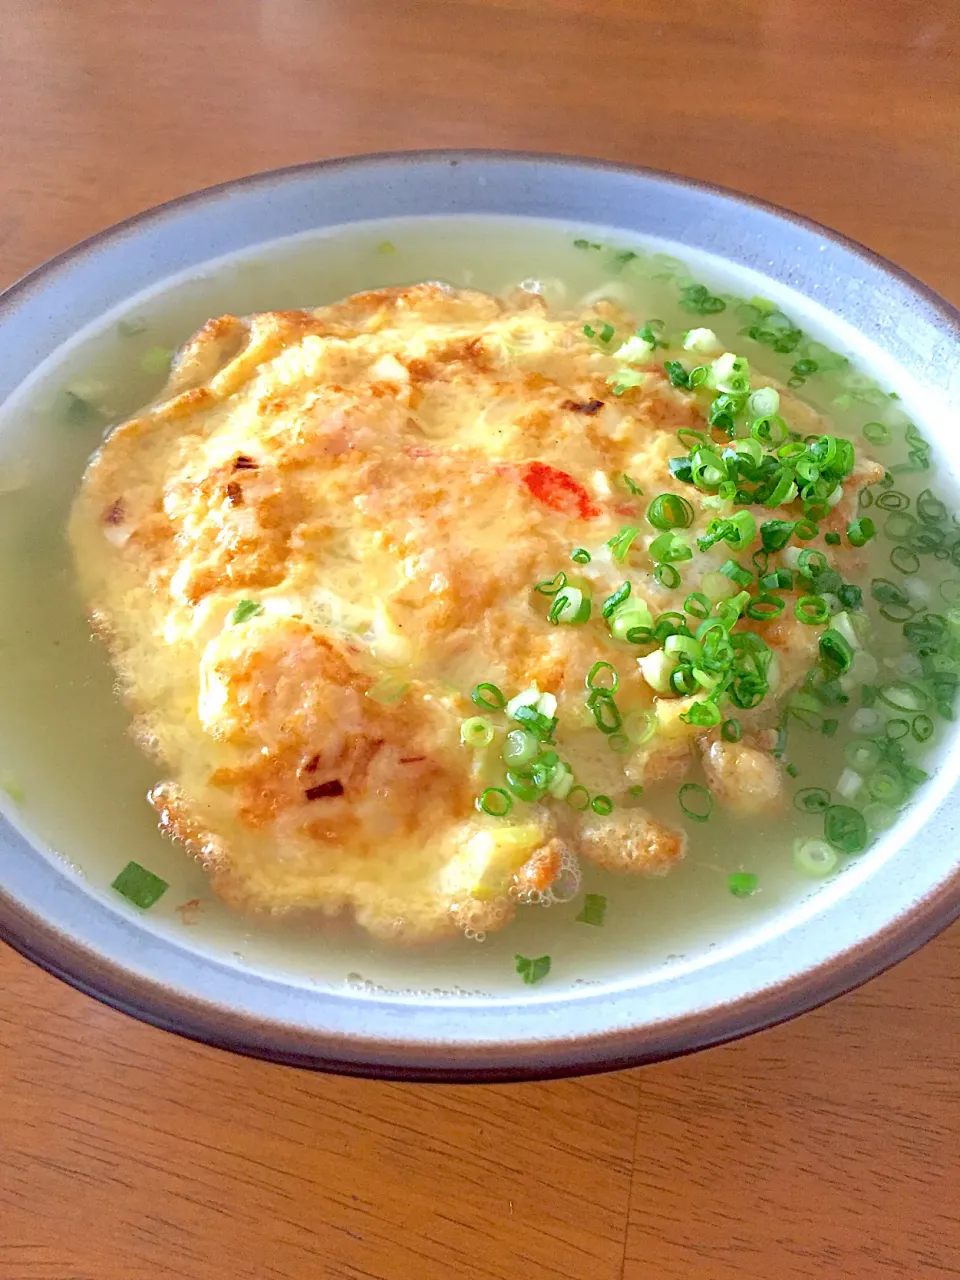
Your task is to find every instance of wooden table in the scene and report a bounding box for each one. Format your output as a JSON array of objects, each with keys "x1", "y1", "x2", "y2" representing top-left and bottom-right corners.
[{"x1": 1, "y1": 2, "x2": 958, "y2": 1276}]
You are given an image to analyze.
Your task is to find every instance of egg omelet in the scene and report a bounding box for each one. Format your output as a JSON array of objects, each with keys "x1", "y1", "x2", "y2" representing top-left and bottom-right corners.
[{"x1": 70, "y1": 282, "x2": 879, "y2": 943}]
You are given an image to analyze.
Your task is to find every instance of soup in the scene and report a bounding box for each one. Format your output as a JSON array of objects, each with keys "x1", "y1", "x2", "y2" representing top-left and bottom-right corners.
[{"x1": 0, "y1": 216, "x2": 955, "y2": 997}]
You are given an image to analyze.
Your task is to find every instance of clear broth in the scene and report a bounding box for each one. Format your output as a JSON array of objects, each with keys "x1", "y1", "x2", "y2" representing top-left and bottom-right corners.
[{"x1": 0, "y1": 215, "x2": 952, "y2": 997}]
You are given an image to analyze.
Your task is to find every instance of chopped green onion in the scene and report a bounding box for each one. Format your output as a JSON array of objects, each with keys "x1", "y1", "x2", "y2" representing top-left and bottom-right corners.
[
  {"x1": 477, "y1": 787, "x2": 512, "y2": 817},
  {"x1": 566, "y1": 785, "x2": 591, "y2": 812},
  {"x1": 647, "y1": 493, "x2": 695, "y2": 530},
  {"x1": 586, "y1": 661, "x2": 619, "y2": 694},
  {"x1": 621, "y1": 474, "x2": 643, "y2": 496},
  {"x1": 793, "y1": 838, "x2": 838, "y2": 878},
  {"x1": 760, "y1": 568, "x2": 793, "y2": 591},
  {"x1": 610, "y1": 608, "x2": 655, "y2": 643},
  {"x1": 624, "y1": 709, "x2": 655, "y2": 744},
  {"x1": 684, "y1": 592, "x2": 711, "y2": 620},
  {"x1": 602, "y1": 582, "x2": 632, "y2": 618},
  {"x1": 571, "y1": 547, "x2": 591, "y2": 564},
  {"x1": 794, "y1": 519, "x2": 819, "y2": 541},
  {"x1": 591, "y1": 794, "x2": 614, "y2": 816},
  {"x1": 819, "y1": 629, "x2": 853, "y2": 674},
  {"x1": 878, "y1": 681, "x2": 929, "y2": 712},
  {"x1": 472, "y1": 682, "x2": 506, "y2": 711},
  {"x1": 760, "y1": 519, "x2": 795, "y2": 552},
  {"x1": 876, "y1": 489, "x2": 909, "y2": 511},
  {"x1": 721, "y1": 718, "x2": 742, "y2": 742},
  {"x1": 821, "y1": 719, "x2": 839, "y2": 737},
  {"x1": 460, "y1": 717, "x2": 495, "y2": 748},
  {"x1": 720, "y1": 559, "x2": 753, "y2": 588},
  {"x1": 824, "y1": 531, "x2": 842, "y2": 546},
  {"x1": 111, "y1": 861, "x2": 169, "y2": 910},
  {"x1": 862, "y1": 421, "x2": 892, "y2": 446},
  {"x1": 515, "y1": 954, "x2": 551, "y2": 985},
  {"x1": 229, "y1": 599, "x2": 264, "y2": 625},
  {"x1": 502, "y1": 729, "x2": 539, "y2": 766},
  {"x1": 649, "y1": 530, "x2": 693, "y2": 563},
  {"x1": 548, "y1": 588, "x2": 592, "y2": 625},
  {"x1": 655, "y1": 563, "x2": 681, "y2": 589},
  {"x1": 912, "y1": 713, "x2": 934, "y2": 743},
  {"x1": 513, "y1": 705, "x2": 558, "y2": 742},
  {"x1": 724, "y1": 510, "x2": 757, "y2": 551},
  {"x1": 680, "y1": 700, "x2": 722, "y2": 727},
  {"x1": 728, "y1": 871, "x2": 758, "y2": 898},
  {"x1": 588, "y1": 694, "x2": 622, "y2": 734},
  {"x1": 823, "y1": 804, "x2": 868, "y2": 854},
  {"x1": 890, "y1": 545, "x2": 920, "y2": 574},
  {"x1": 608, "y1": 525, "x2": 641, "y2": 562},
  {"x1": 576, "y1": 893, "x2": 607, "y2": 926},
  {"x1": 794, "y1": 786, "x2": 831, "y2": 813},
  {"x1": 867, "y1": 767, "x2": 905, "y2": 806},
  {"x1": 798, "y1": 549, "x2": 827, "y2": 579},
  {"x1": 534, "y1": 571, "x2": 567, "y2": 595},
  {"x1": 838, "y1": 584, "x2": 863, "y2": 611},
  {"x1": 746, "y1": 594, "x2": 785, "y2": 621},
  {"x1": 679, "y1": 782, "x2": 712, "y2": 823},
  {"x1": 796, "y1": 595, "x2": 829, "y2": 625},
  {"x1": 917, "y1": 488, "x2": 946, "y2": 523},
  {"x1": 505, "y1": 770, "x2": 544, "y2": 802}
]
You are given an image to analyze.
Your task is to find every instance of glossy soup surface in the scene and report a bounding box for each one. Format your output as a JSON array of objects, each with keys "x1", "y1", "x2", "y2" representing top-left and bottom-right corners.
[{"x1": 0, "y1": 215, "x2": 954, "y2": 996}]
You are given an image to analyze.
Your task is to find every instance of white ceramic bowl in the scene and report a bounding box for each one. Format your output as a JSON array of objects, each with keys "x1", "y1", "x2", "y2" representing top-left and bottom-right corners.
[{"x1": 1, "y1": 151, "x2": 958, "y2": 1080}]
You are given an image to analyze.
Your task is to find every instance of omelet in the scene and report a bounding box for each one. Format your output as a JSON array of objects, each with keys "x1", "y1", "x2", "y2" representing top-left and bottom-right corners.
[{"x1": 70, "y1": 282, "x2": 879, "y2": 943}]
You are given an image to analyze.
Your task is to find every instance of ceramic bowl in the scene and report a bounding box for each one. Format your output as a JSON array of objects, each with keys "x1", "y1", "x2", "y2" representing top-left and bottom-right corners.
[{"x1": 1, "y1": 151, "x2": 958, "y2": 1081}]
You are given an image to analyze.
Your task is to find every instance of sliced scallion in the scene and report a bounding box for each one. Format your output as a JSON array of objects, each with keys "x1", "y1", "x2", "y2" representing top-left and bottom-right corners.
[
  {"x1": 679, "y1": 782, "x2": 712, "y2": 823},
  {"x1": 111, "y1": 861, "x2": 169, "y2": 910},
  {"x1": 460, "y1": 717, "x2": 495, "y2": 749},
  {"x1": 728, "y1": 871, "x2": 758, "y2": 897}
]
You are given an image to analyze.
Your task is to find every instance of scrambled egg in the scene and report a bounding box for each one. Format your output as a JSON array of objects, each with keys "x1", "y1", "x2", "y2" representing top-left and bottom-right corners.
[{"x1": 69, "y1": 283, "x2": 878, "y2": 943}]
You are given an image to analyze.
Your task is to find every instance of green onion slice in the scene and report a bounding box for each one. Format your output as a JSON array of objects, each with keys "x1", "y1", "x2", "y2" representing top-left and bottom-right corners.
[
  {"x1": 477, "y1": 787, "x2": 512, "y2": 817},
  {"x1": 679, "y1": 782, "x2": 713, "y2": 823},
  {"x1": 111, "y1": 861, "x2": 169, "y2": 909},
  {"x1": 515, "y1": 954, "x2": 551, "y2": 985},
  {"x1": 796, "y1": 595, "x2": 829, "y2": 624},
  {"x1": 793, "y1": 838, "x2": 838, "y2": 878},
  {"x1": 721, "y1": 717, "x2": 742, "y2": 742},
  {"x1": 794, "y1": 786, "x2": 830, "y2": 813},
  {"x1": 728, "y1": 871, "x2": 759, "y2": 897},
  {"x1": 230, "y1": 599, "x2": 264, "y2": 625},
  {"x1": 534, "y1": 571, "x2": 567, "y2": 596},
  {"x1": 586, "y1": 661, "x2": 619, "y2": 694},
  {"x1": 647, "y1": 493, "x2": 695, "y2": 530},
  {"x1": 602, "y1": 581, "x2": 632, "y2": 618},
  {"x1": 566, "y1": 785, "x2": 591, "y2": 811},
  {"x1": 472, "y1": 682, "x2": 506, "y2": 711},
  {"x1": 877, "y1": 681, "x2": 929, "y2": 712},
  {"x1": 823, "y1": 804, "x2": 868, "y2": 854},
  {"x1": 608, "y1": 525, "x2": 641, "y2": 562},
  {"x1": 460, "y1": 717, "x2": 495, "y2": 748},
  {"x1": 576, "y1": 893, "x2": 608, "y2": 926}
]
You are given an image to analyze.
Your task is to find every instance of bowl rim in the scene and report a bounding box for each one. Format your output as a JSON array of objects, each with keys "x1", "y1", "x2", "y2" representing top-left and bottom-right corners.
[{"x1": 1, "y1": 147, "x2": 959, "y2": 1082}]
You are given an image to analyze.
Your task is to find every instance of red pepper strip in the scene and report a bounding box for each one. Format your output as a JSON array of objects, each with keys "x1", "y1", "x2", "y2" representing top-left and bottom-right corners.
[{"x1": 520, "y1": 462, "x2": 601, "y2": 520}]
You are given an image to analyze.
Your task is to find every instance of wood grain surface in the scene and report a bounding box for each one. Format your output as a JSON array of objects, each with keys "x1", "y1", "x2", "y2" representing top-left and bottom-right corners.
[{"x1": 1, "y1": 1, "x2": 958, "y2": 1277}]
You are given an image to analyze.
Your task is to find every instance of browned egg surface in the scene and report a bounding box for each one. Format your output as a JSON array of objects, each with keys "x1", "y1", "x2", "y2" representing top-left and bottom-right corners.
[{"x1": 69, "y1": 283, "x2": 878, "y2": 944}]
